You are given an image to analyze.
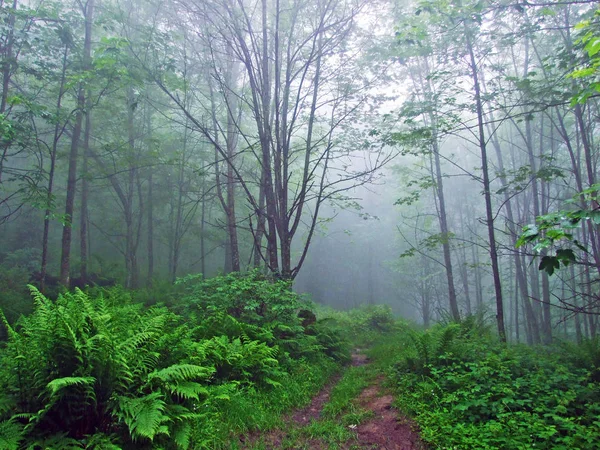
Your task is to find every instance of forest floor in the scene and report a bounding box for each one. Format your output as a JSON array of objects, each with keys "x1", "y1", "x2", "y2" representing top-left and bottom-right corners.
[{"x1": 238, "y1": 350, "x2": 426, "y2": 449}]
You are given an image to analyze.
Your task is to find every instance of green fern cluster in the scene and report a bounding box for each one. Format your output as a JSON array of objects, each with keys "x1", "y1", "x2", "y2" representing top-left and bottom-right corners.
[
  {"x1": 0, "y1": 273, "x2": 349, "y2": 448},
  {"x1": 395, "y1": 323, "x2": 463, "y2": 376},
  {"x1": 0, "y1": 287, "x2": 212, "y2": 448}
]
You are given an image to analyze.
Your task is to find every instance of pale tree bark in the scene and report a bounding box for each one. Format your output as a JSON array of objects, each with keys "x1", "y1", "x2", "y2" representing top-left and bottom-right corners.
[
  {"x1": 146, "y1": 104, "x2": 154, "y2": 285},
  {"x1": 79, "y1": 91, "x2": 92, "y2": 284},
  {"x1": 208, "y1": 55, "x2": 241, "y2": 273}
]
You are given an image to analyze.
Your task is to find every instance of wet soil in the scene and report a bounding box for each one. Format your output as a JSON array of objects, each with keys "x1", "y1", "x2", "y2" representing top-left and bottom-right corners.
[{"x1": 347, "y1": 379, "x2": 426, "y2": 450}]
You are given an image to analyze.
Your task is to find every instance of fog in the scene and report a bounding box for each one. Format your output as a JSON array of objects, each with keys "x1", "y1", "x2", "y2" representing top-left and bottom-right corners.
[{"x1": 0, "y1": 0, "x2": 598, "y2": 345}]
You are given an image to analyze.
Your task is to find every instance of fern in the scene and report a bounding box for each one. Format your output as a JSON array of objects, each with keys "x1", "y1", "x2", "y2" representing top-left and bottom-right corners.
[
  {"x1": 150, "y1": 364, "x2": 214, "y2": 383},
  {"x1": 0, "y1": 418, "x2": 23, "y2": 450},
  {"x1": 164, "y1": 381, "x2": 209, "y2": 400},
  {"x1": 173, "y1": 421, "x2": 191, "y2": 449},
  {"x1": 435, "y1": 322, "x2": 460, "y2": 358},
  {"x1": 117, "y1": 392, "x2": 169, "y2": 441},
  {"x1": 46, "y1": 376, "x2": 96, "y2": 396}
]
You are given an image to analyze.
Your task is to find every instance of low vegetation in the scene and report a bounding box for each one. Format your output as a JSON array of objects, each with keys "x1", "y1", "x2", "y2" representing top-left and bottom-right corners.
[
  {"x1": 0, "y1": 273, "x2": 348, "y2": 449},
  {"x1": 2, "y1": 274, "x2": 600, "y2": 449},
  {"x1": 380, "y1": 320, "x2": 600, "y2": 449}
]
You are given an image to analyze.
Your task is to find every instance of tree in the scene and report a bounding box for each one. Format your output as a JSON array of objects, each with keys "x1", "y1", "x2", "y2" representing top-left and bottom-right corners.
[
  {"x1": 60, "y1": 0, "x2": 95, "y2": 287},
  {"x1": 139, "y1": 0, "x2": 396, "y2": 279}
]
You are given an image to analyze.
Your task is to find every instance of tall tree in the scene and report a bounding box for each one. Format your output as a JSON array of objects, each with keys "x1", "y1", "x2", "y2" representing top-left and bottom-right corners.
[{"x1": 60, "y1": 0, "x2": 95, "y2": 286}]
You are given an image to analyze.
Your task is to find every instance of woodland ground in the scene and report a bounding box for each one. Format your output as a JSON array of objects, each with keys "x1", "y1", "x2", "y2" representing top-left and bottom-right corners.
[{"x1": 1, "y1": 273, "x2": 600, "y2": 449}]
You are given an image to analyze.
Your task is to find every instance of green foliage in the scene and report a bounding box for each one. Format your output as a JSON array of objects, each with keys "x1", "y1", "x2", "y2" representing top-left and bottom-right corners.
[
  {"x1": 197, "y1": 335, "x2": 283, "y2": 388},
  {"x1": 0, "y1": 287, "x2": 212, "y2": 447},
  {"x1": 569, "y1": 8, "x2": 600, "y2": 104},
  {"x1": 0, "y1": 273, "x2": 347, "y2": 448},
  {"x1": 516, "y1": 184, "x2": 600, "y2": 275},
  {"x1": 177, "y1": 270, "x2": 303, "y2": 326},
  {"x1": 386, "y1": 323, "x2": 600, "y2": 449},
  {"x1": 178, "y1": 271, "x2": 350, "y2": 365},
  {"x1": 0, "y1": 248, "x2": 40, "y2": 326}
]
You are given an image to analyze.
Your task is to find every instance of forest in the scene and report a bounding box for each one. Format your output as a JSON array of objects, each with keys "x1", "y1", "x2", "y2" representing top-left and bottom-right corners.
[{"x1": 1, "y1": 0, "x2": 600, "y2": 448}]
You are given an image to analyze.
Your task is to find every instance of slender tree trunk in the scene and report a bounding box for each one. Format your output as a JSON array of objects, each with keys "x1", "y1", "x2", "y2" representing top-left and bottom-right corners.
[
  {"x1": 466, "y1": 28, "x2": 505, "y2": 341},
  {"x1": 60, "y1": 0, "x2": 94, "y2": 287},
  {"x1": 416, "y1": 56, "x2": 460, "y2": 320},
  {"x1": 225, "y1": 90, "x2": 240, "y2": 272},
  {"x1": 125, "y1": 88, "x2": 139, "y2": 289},
  {"x1": 200, "y1": 174, "x2": 206, "y2": 278},
  {"x1": 0, "y1": 0, "x2": 19, "y2": 185},
  {"x1": 471, "y1": 244, "x2": 483, "y2": 310},
  {"x1": 0, "y1": 0, "x2": 17, "y2": 116},
  {"x1": 40, "y1": 43, "x2": 69, "y2": 291},
  {"x1": 146, "y1": 107, "x2": 154, "y2": 286},
  {"x1": 253, "y1": 174, "x2": 266, "y2": 268},
  {"x1": 79, "y1": 92, "x2": 92, "y2": 284},
  {"x1": 433, "y1": 143, "x2": 459, "y2": 320},
  {"x1": 570, "y1": 264, "x2": 583, "y2": 343}
]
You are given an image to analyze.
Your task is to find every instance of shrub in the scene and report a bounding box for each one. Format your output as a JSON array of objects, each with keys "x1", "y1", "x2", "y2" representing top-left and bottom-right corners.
[{"x1": 0, "y1": 287, "x2": 214, "y2": 448}]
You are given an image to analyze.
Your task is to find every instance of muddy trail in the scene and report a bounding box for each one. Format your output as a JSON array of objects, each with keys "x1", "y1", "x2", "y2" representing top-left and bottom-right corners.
[{"x1": 239, "y1": 351, "x2": 425, "y2": 449}]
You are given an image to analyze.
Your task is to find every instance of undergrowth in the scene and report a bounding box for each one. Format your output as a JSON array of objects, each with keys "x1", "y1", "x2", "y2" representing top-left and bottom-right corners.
[
  {"x1": 379, "y1": 318, "x2": 600, "y2": 450},
  {"x1": 0, "y1": 271, "x2": 349, "y2": 449}
]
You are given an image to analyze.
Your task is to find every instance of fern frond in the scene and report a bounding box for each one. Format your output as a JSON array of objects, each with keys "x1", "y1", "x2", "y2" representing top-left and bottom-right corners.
[
  {"x1": 27, "y1": 285, "x2": 51, "y2": 312},
  {"x1": 117, "y1": 392, "x2": 170, "y2": 442},
  {"x1": 150, "y1": 364, "x2": 214, "y2": 383},
  {"x1": 0, "y1": 418, "x2": 24, "y2": 450},
  {"x1": 164, "y1": 381, "x2": 209, "y2": 400},
  {"x1": 0, "y1": 309, "x2": 17, "y2": 342},
  {"x1": 46, "y1": 376, "x2": 96, "y2": 396},
  {"x1": 435, "y1": 323, "x2": 460, "y2": 357},
  {"x1": 172, "y1": 421, "x2": 191, "y2": 449},
  {"x1": 119, "y1": 331, "x2": 156, "y2": 353}
]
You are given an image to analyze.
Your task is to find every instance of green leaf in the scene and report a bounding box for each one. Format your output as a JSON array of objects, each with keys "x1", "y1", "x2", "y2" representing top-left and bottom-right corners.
[
  {"x1": 538, "y1": 256, "x2": 560, "y2": 276},
  {"x1": 556, "y1": 248, "x2": 577, "y2": 267},
  {"x1": 46, "y1": 377, "x2": 95, "y2": 396},
  {"x1": 586, "y1": 37, "x2": 600, "y2": 57},
  {"x1": 118, "y1": 392, "x2": 169, "y2": 442}
]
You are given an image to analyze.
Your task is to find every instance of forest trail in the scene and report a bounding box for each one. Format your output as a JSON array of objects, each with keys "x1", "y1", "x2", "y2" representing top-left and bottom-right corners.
[{"x1": 239, "y1": 350, "x2": 425, "y2": 449}]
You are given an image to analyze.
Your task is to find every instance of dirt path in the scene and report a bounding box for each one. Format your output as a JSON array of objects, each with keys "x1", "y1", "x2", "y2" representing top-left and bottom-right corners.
[
  {"x1": 239, "y1": 351, "x2": 425, "y2": 449},
  {"x1": 291, "y1": 373, "x2": 341, "y2": 426},
  {"x1": 347, "y1": 377, "x2": 425, "y2": 450}
]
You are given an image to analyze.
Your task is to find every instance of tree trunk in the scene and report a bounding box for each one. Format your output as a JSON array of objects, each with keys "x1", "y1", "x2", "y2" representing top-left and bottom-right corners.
[
  {"x1": 466, "y1": 28, "x2": 506, "y2": 341},
  {"x1": 79, "y1": 92, "x2": 92, "y2": 284},
  {"x1": 146, "y1": 107, "x2": 154, "y2": 286},
  {"x1": 40, "y1": 43, "x2": 69, "y2": 291},
  {"x1": 60, "y1": 0, "x2": 94, "y2": 287},
  {"x1": 0, "y1": 0, "x2": 18, "y2": 183}
]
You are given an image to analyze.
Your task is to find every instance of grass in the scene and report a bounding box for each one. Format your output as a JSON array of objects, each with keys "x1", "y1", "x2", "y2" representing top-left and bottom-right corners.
[
  {"x1": 241, "y1": 356, "x2": 383, "y2": 449},
  {"x1": 213, "y1": 356, "x2": 340, "y2": 449}
]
